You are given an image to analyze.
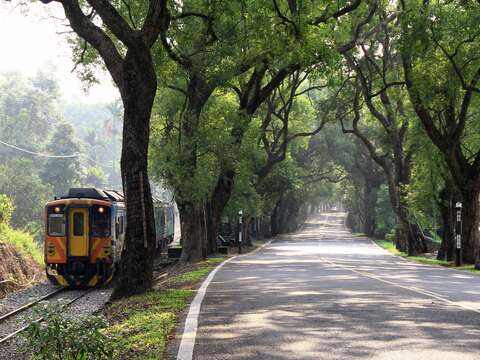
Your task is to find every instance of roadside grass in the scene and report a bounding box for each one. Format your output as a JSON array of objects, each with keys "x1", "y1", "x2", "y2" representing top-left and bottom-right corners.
[
  {"x1": 373, "y1": 239, "x2": 479, "y2": 272},
  {"x1": 105, "y1": 255, "x2": 227, "y2": 359},
  {"x1": 105, "y1": 289, "x2": 192, "y2": 360},
  {"x1": 169, "y1": 256, "x2": 225, "y2": 285}
]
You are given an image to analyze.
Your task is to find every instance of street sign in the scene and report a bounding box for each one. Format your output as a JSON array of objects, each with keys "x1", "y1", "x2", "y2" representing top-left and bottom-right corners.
[
  {"x1": 455, "y1": 202, "x2": 462, "y2": 266},
  {"x1": 238, "y1": 210, "x2": 243, "y2": 254}
]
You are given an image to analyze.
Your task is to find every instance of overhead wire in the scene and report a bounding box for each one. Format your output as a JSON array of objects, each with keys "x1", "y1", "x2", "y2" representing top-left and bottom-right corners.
[
  {"x1": 0, "y1": 139, "x2": 119, "y2": 169},
  {"x1": 0, "y1": 139, "x2": 81, "y2": 158}
]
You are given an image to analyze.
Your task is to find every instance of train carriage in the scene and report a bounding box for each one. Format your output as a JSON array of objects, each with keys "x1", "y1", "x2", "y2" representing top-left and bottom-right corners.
[
  {"x1": 45, "y1": 188, "x2": 125, "y2": 287},
  {"x1": 153, "y1": 198, "x2": 175, "y2": 249},
  {"x1": 45, "y1": 188, "x2": 177, "y2": 287}
]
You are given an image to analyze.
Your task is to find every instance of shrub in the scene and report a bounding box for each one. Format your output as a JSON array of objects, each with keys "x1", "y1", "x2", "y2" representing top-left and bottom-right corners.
[
  {"x1": 0, "y1": 226, "x2": 43, "y2": 266},
  {"x1": 22, "y1": 305, "x2": 113, "y2": 360},
  {"x1": 0, "y1": 194, "x2": 13, "y2": 225}
]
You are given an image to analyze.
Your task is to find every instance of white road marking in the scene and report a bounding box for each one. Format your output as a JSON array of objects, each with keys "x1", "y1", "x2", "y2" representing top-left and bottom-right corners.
[
  {"x1": 322, "y1": 257, "x2": 480, "y2": 315},
  {"x1": 177, "y1": 240, "x2": 272, "y2": 360}
]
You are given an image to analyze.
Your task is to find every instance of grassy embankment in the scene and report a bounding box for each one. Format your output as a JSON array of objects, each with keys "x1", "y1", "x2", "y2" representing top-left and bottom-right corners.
[
  {"x1": 373, "y1": 238, "x2": 479, "y2": 273},
  {"x1": 0, "y1": 224, "x2": 43, "y2": 265},
  {"x1": 0, "y1": 224, "x2": 44, "y2": 297},
  {"x1": 105, "y1": 256, "x2": 226, "y2": 359}
]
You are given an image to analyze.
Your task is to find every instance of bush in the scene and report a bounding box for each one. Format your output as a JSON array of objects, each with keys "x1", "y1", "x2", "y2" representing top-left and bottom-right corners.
[
  {"x1": 22, "y1": 305, "x2": 113, "y2": 360},
  {"x1": 385, "y1": 230, "x2": 396, "y2": 243},
  {"x1": 0, "y1": 226, "x2": 43, "y2": 266},
  {"x1": 0, "y1": 194, "x2": 13, "y2": 225}
]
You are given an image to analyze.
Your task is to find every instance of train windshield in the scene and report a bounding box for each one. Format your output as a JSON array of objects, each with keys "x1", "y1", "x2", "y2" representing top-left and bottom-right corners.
[
  {"x1": 48, "y1": 206, "x2": 66, "y2": 236},
  {"x1": 92, "y1": 205, "x2": 111, "y2": 237}
]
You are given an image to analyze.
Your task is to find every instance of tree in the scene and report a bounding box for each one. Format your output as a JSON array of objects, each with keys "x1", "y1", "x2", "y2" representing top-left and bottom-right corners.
[
  {"x1": 41, "y1": 123, "x2": 82, "y2": 195},
  {"x1": 152, "y1": 0, "x2": 308, "y2": 261},
  {"x1": 84, "y1": 129, "x2": 101, "y2": 162},
  {"x1": 400, "y1": 0, "x2": 480, "y2": 265},
  {"x1": 0, "y1": 71, "x2": 59, "y2": 163},
  {"x1": 39, "y1": 0, "x2": 169, "y2": 296},
  {"x1": 148, "y1": 0, "x2": 372, "y2": 262},
  {"x1": 312, "y1": 122, "x2": 385, "y2": 237},
  {"x1": 335, "y1": 8, "x2": 428, "y2": 254},
  {"x1": 0, "y1": 72, "x2": 60, "y2": 232},
  {"x1": 0, "y1": 159, "x2": 52, "y2": 230},
  {"x1": 84, "y1": 166, "x2": 107, "y2": 188}
]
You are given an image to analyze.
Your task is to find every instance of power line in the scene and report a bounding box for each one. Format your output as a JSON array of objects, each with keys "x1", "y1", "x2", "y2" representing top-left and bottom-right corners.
[
  {"x1": 0, "y1": 139, "x2": 81, "y2": 158},
  {"x1": 0, "y1": 139, "x2": 119, "y2": 169}
]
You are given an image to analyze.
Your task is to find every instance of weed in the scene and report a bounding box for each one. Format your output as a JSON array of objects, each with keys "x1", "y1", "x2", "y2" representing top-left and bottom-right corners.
[
  {"x1": 22, "y1": 304, "x2": 113, "y2": 360},
  {"x1": 106, "y1": 289, "x2": 192, "y2": 359}
]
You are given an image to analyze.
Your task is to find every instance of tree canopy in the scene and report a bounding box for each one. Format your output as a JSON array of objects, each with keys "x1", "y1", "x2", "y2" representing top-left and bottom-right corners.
[{"x1": 15, "y1": 0, "x2": 480, "y2": 297}]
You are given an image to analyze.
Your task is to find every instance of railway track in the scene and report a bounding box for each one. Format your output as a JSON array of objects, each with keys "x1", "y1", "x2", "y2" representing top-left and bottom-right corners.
[
  {"x1": 0, "y1": 287, "x2": 64, "y2": 324},
  {"x1": 0, "y1": 288, "x2": 94, "y2": 345}
]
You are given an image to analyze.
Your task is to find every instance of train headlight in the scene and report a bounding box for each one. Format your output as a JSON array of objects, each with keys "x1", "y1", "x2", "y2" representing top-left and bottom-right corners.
[
  {"x1": 54, "y1": 207, "x2": 61, "y2": 213},
  {"x1": 98, "y1": 207, "x2": 104, "y2": 213}
]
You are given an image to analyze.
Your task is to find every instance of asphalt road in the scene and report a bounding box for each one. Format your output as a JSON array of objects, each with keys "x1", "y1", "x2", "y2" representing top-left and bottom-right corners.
[{"x1": 191, "y1": 213, "x2": 480, "y2": 360}]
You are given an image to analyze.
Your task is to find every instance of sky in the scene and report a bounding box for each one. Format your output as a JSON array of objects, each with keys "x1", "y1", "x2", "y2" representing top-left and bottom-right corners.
[{"x1": 0, "y1": 2, "x2": 118, "y2": 104}]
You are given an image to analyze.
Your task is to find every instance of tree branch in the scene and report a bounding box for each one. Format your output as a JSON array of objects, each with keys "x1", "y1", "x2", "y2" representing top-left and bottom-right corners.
[
  {"x1": 272, "y1": 0, "x2": 299, "y2": 37},
  {"x1": 86, "y1": 0, "x2": 137, "y2": 48},
  {"x1": 43, "y1": 0, "x2": 124, "y2": 88},
  {"x1": 142, "y1": 0, "x2": 168, "y2": 47},
  {"x1": 311, "y1": 0, "x2": 363, "y2": 26}
]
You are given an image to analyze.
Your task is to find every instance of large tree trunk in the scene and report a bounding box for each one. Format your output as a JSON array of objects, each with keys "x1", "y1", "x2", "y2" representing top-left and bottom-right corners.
[
  {"x1": 437, "y1": 184, "x2": 455, "y2": 261},
  {"x1": 394, "y1": 200, "x2": 427, "y2": 256},
  {"x1": 257, "y1": 218, "x2": 268, "y2": 240},
  {"x1": 363, "y1": 181, "x2": 379, "y2": 237},
  {"x1": 114, "y1": 51, "x2": 158, "y2": 298},
  {"x1": 206, "y1": 170, "x2": 235, "y2": 254},
  {"x1": 460, "y1": 188, "x2": 480, "y2": 264},
  {"x1": 175, "y1": 74, "x2": 213, "y2": 262},
  {"x1": 179, "y1": 201, "x2": 206, "y2": 262},
  {"x1": 205, "y1": 111, "x2": 251, "y2": 255},
  {"x1": 403, "y1": 46, "x2": 480, "y2": 266},
  {"x1": 206, "y1": 203, "x2": 220, "y2": 254},
  {"x1": 244, "y1": 216, "x2": 253, "y2": 246},
  {"x1": 394, "y1": 215, "x2": 409, "y2": 253},
  {"x1": 271, "y1": 199, "x2": 281, "y2": 236}
]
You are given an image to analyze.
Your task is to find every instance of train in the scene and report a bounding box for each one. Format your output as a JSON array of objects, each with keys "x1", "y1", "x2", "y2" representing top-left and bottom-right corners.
[{"x1": 44, "y1": 188, "x2": 175, "y2": 287}]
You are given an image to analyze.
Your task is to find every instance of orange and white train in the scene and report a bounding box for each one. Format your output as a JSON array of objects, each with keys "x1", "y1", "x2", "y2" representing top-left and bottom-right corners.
[{"x1": 44, "y1": 188, "x2": 175, "y2": 287}]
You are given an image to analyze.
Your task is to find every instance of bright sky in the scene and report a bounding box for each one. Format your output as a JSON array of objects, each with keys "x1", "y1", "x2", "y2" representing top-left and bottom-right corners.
[{"x1": 0, "y1": 1, "x2": 118, "y2": 103}]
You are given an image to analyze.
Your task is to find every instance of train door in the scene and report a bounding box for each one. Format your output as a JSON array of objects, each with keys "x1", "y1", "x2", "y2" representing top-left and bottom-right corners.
[{"x1": 69, "y1": 208, "x2": 89, "y2": 257}]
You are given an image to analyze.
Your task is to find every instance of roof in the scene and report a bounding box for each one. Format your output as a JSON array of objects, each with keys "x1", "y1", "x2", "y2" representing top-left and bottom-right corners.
[{"x1": 60, "y1": 188, "x2": 124, "y2": 202}]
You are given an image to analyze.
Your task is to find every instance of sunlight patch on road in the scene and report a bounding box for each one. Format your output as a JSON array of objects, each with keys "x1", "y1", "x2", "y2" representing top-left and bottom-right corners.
[
  {"x1": 371, "y1": 350, "x2": 478, "y2": 360},
  {"x1": 272, "y1": 243, "x2": 386, "y2": 256}
]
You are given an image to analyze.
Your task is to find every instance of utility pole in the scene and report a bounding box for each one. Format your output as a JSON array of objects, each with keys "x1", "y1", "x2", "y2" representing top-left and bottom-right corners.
[
  {"x1": 238, "y1": 210, "x2": 243, "y2": 254},
  {"x1": 455, "y1": 202, "x2": 462, "y2": 267}
]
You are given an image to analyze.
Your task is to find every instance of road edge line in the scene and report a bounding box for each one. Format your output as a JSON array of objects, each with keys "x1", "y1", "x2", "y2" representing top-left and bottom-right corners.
[
  {"x1": 176, "y1": 239, "x2": 272, "y2": 360},
  {"x1": 323, "y1": 257, "x2": 480, "y2": 315}
]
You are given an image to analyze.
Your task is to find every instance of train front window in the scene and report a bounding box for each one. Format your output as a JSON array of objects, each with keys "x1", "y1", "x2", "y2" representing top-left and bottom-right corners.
[
  {"x1": 92, "y1": 206, "x2": 111, "y2": 236},
  {"x1": 48, "y1": 213, "x2": 65, "y2": 236},
  {"x1": 73, "y1": 212, "x2": 84, "y2": 236}
]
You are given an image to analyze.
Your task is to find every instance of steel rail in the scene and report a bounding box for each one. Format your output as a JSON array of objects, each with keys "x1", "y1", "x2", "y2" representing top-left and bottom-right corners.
[
  {"x1": 0, "y1": 287, "x2": 64, "y2": 324},
  {"x1": 0, "y1": 288, "x2": 94, "y2": 345}
]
